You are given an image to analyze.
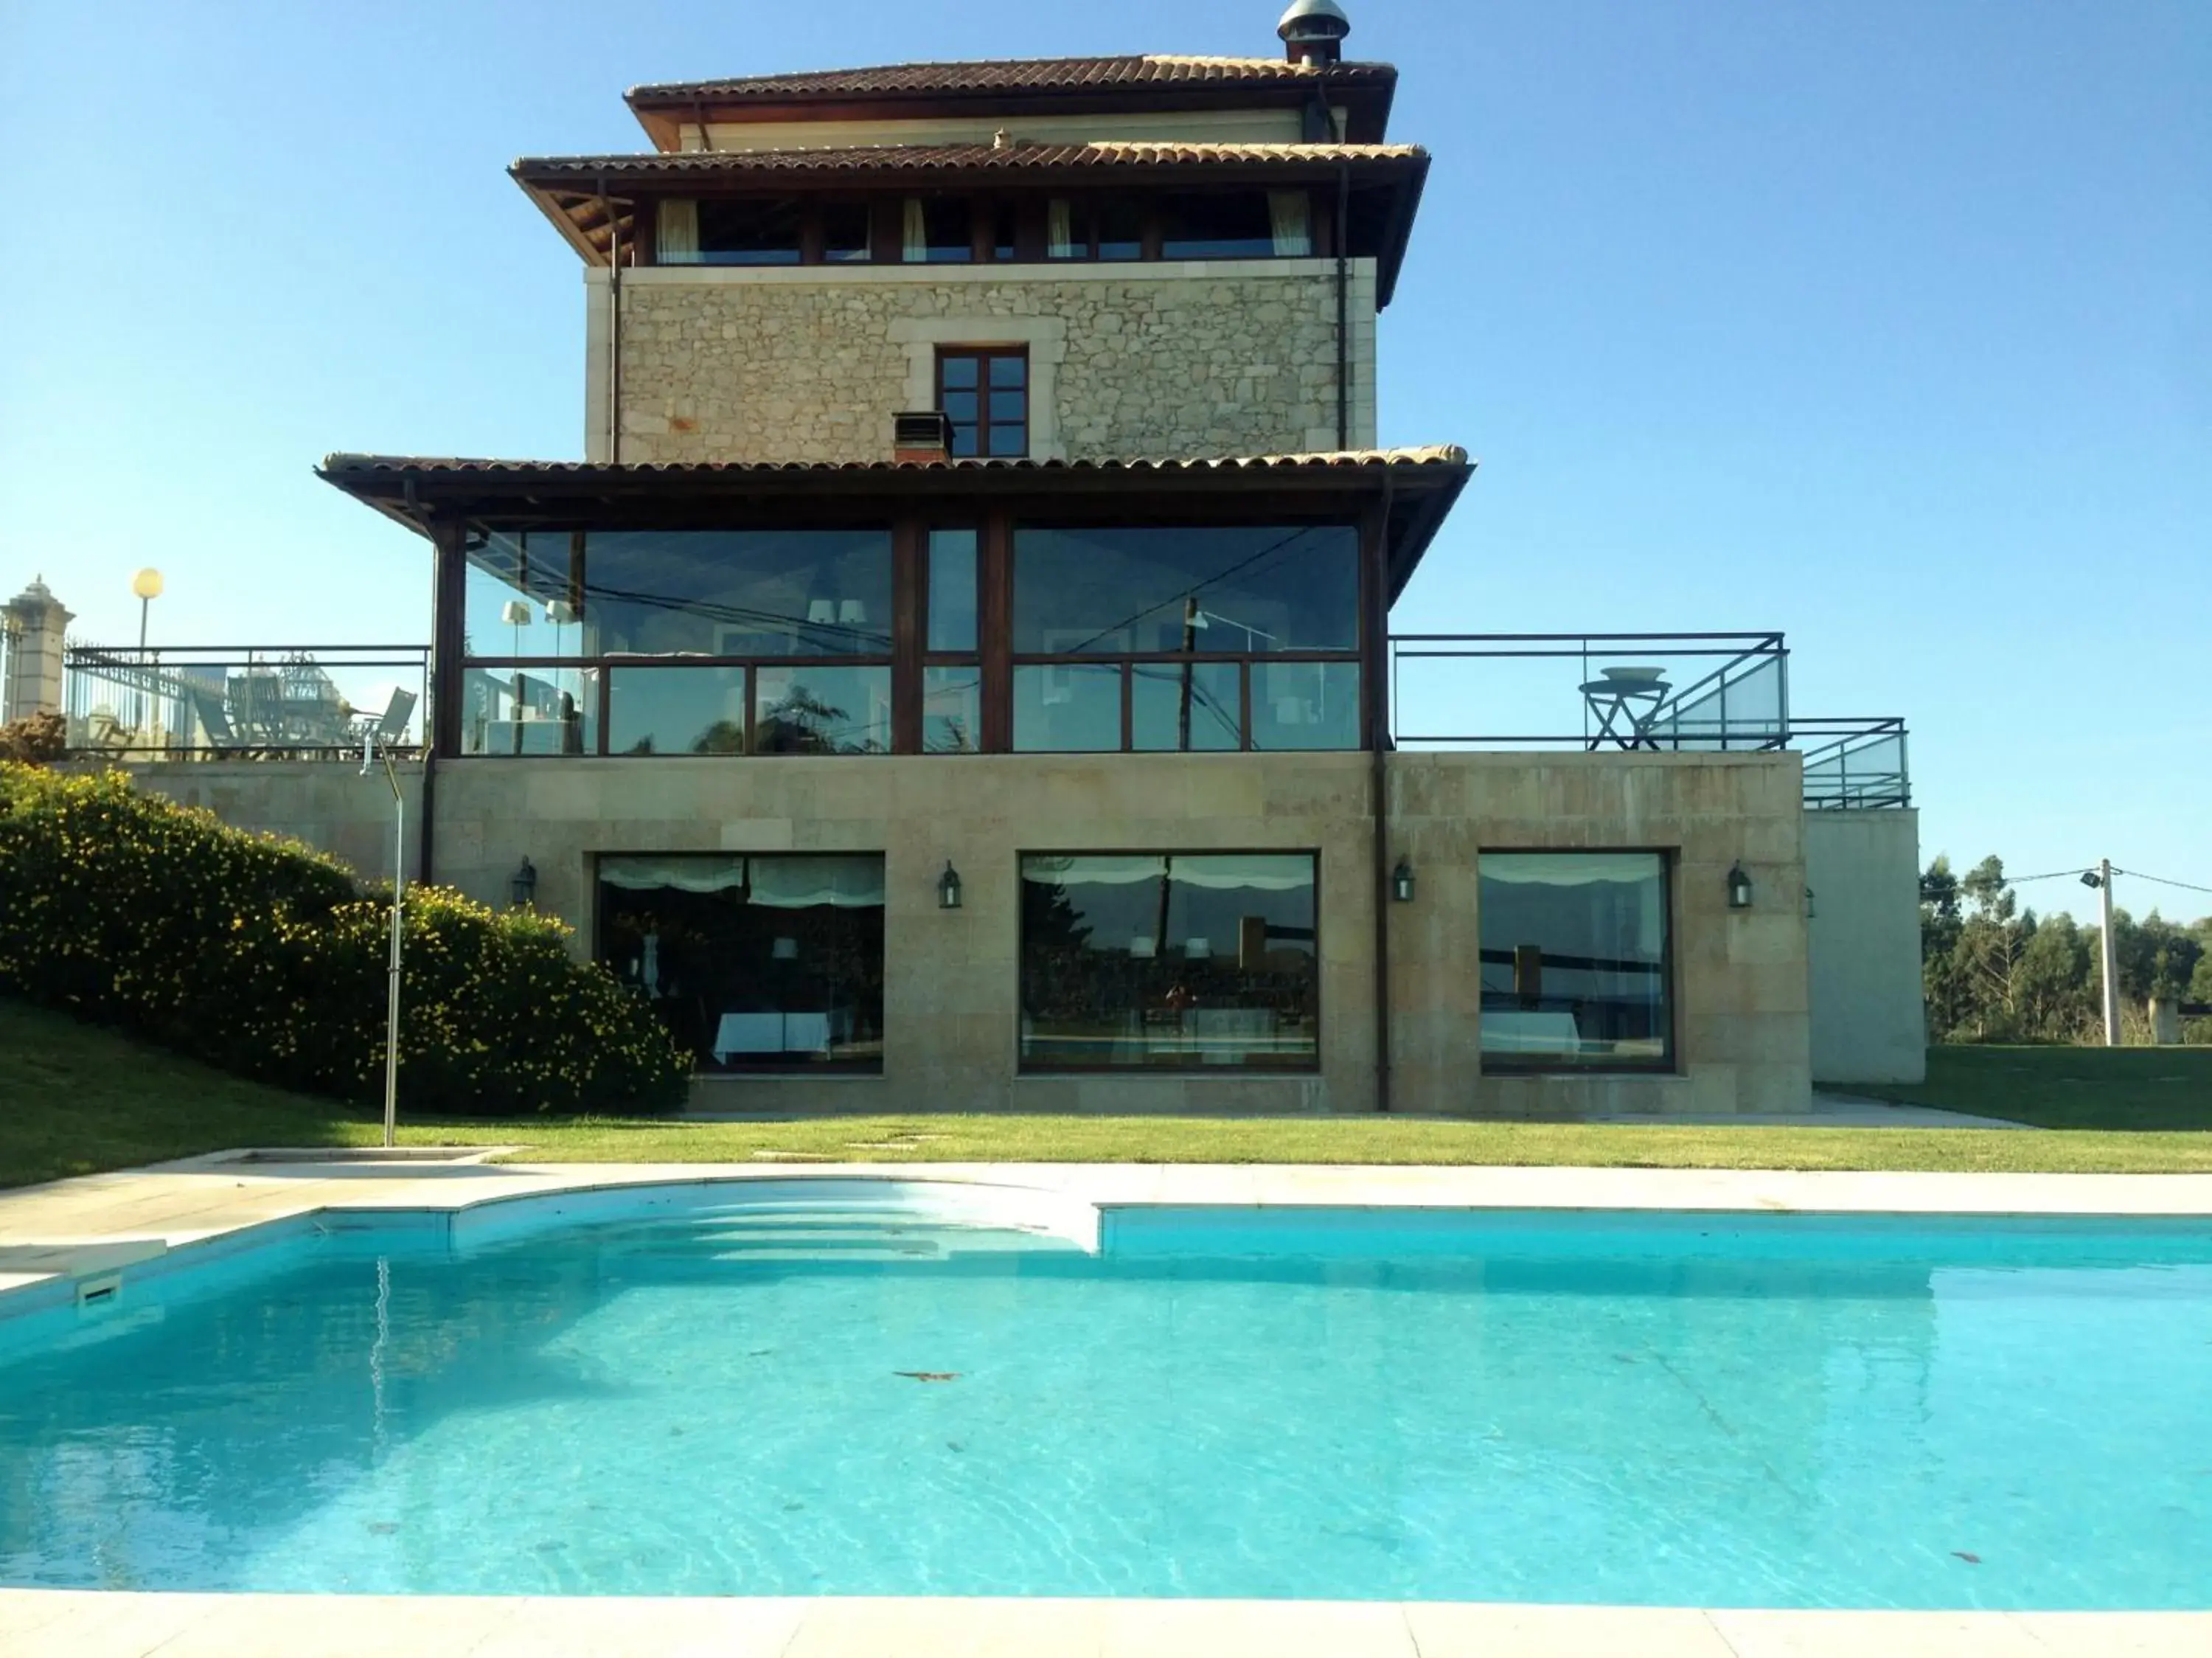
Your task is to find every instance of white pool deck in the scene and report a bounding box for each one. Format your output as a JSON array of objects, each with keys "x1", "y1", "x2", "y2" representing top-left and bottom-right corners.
[{"x1": 3, "y1": 1155, "x2": 2210, "y2": 1658}]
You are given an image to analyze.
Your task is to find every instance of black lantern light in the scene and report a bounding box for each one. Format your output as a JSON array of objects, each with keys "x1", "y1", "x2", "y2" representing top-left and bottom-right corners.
[
  {"x1": 938, "y1": 860, "x2": 963, "y2": 910},
  {"x1": 1391, "y1": 857, "x2": 1415, "y2": 903},
  {"x1": 509, "y1": 856, "x2": 538, "y2": 908},
  {"x1": 1804, "y1": 885, "x2": 1817, "y2": 920},
  {"x1": 1726, "y1": 862, "x2": 1753, "y2": 910}
]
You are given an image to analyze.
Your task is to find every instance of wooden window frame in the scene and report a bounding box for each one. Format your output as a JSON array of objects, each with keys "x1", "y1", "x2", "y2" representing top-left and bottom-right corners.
[{"x1": 935, "y1": 346, "x2": 1030, "y2": 460}]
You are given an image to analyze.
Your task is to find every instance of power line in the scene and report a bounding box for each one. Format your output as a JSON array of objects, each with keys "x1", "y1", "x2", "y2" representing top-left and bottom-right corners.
[
  {"x1": 2000, "y1": 870, "x2": 2087, "y2": 884},
  {"x1": 2118, "y1": 868, "x2": 2212, "y2": 898}
]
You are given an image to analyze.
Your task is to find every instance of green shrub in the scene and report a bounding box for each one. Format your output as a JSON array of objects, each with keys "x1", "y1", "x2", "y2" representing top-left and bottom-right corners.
[{"x1": 0, "y1": 763, "x2": 688, "y2": 1116}]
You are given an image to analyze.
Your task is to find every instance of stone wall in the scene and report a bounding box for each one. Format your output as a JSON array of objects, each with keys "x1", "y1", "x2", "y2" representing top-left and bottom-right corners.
[
  {"x1": 1806, "y1": 808, "x2": 1926, "y2": 1085},
  {"x1": 97, "y1": 760, "x2": 425, "y2": 889},
  {"x1": 126, "y1": 749, "x2": 1815, "y2": 1117},
  {"x1": 1387, "y1": 752, "x2": 1812, "y2": 1117},
  {"x1": 594, "y1": 260, "x2": 1379, "y2": 465}
]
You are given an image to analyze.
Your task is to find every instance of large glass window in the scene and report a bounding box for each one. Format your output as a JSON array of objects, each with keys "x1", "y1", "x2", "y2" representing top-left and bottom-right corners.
[
  {"x1": 1015, "y1": 526, "x2": 1357, "y2": 656},
  {"x1": 585, "y1": 530, "x2": 891, "y2": 658},
  {"x1": 1250, "y1": 661, "x2": 1361, "y2": 751},
  {"x1": 1160, "y1": 192, "x2": 1309, "y2": 259},
  {"x1": 1131, "y1": 661, "x2": 1241, "y2": 752},
  {"x1": 608, "y1": 666, "x2": 746, "y2": 756},
  {"x1": 754, "y1": 666, "x2": 890, "y2": 754},
  {"x1": 1020, "y1": 853, "x2": 1318, "y2": 1070},
  {"x1": 693, "y1": 198, "x2": 805, "y2": 265},
  {"x1": 465, "y1": 531, "x2": 586, "y2": 659},
  {"x1": 902, "y1": 197, "x2": 973, "y2": 263},
  {"x1": 598, "y1": 854, "x2": 884, "y2": 1072},
  {"x1": 1478, "y1": 852, "x2": 1673, "y2": 1071},
  {"x1": 461, "y1": 665, "x2": 596, "y2": 756}
]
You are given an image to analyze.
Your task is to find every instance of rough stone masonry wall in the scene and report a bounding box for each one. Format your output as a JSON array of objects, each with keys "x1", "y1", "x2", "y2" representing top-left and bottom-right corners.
[{"x1": 602, "y1": 264, "x2": 1377, "y2": 464}]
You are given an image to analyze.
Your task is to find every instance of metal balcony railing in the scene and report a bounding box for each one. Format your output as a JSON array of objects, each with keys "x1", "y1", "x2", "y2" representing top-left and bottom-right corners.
[
  {"x1": 61, "y1": 643, "x2": 430, "y2": 760},
  {"x1": 1388, "y1": 631, "x2": 1908, "y2": 808}
]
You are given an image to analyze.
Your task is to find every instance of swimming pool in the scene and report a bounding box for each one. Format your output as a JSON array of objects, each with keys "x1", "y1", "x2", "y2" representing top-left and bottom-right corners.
[{"x1": 1, "y1": 1186, "x2": 2207, "y2": 1607}]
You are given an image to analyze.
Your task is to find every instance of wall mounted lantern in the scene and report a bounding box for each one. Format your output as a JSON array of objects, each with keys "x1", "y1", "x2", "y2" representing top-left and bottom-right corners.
[
  {"x1": 509, "y1": 856, "x2": 538, "y2": 908},
  {"x1": 1391, "y1": 858, "x2": 1416, "y2": 903},
  {"x1": 1804, "y1": 886, "x2": 1817, "y2": 920},
  {"x1": 938, "y1": 861, "x2": 963, "y2": 910},
  {"x1": 1727, "y1": 863, "x2": 1753, "y2": 910}
]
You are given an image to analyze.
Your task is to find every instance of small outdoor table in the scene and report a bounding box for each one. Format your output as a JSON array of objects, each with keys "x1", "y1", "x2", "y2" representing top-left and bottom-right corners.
[{"x1": 1580, "y1": 667, "x2": 1670, "y2": 749}]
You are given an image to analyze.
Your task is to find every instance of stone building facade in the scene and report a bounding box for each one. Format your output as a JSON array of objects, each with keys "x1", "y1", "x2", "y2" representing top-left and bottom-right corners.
[{"x1": 592, "y1": 261, "x2": 1378, "y2": 465}]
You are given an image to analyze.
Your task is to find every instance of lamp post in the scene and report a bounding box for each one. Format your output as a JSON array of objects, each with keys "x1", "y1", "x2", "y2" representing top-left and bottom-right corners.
[
  {"x1": 361, "y1": 732, "x2": 406, "y2": 1148},
  {"x1": 131, "y1": 568, "x2": 163, "y2": 738}
]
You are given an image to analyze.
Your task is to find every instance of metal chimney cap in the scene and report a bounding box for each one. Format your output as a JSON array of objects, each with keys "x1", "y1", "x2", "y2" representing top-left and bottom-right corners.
[{"x1": 1278, "y1": 0, "x2": 1352, "y2": 44}]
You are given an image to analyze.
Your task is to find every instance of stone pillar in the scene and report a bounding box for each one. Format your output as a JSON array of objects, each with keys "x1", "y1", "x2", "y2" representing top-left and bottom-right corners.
[
  {"x1": 2149, "y1": 997, "x2": 2183, "y2": 1046},
  {"x1": 2, "y1": 577, "x2": 73, "y2": 724}
]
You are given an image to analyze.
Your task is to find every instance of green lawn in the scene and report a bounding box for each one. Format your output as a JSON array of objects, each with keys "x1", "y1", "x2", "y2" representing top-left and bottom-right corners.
[
  {"x1": 4, "y1": 998, "x2": 2211, "y2": 1190},
  {"x1": 1849, "y1": 1044, "x2": 2212, "y2": 1130}
]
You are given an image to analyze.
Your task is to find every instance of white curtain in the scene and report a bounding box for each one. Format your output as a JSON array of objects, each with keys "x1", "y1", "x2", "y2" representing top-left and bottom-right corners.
[
  {"x1": 657, "y1": 198, "x2": 700, "y2": 264},
  {"x1": 747, "y1": 855, "x2": 886, "y2": 909},
  {"x1": 1267, "y1": 189, "x2": 1312, "y2": 257},
  {"x1": 1020, "y1": 853, "x2": 1312, "y2": 893},
  {"x1": 600, "y1": 854, "x2": 744, "y2": 892},
  {"x1": 1047, "y1": 198, "x2": 1077, "y2": 259},
  {"x1": 902, "y1": 198, "x2": 928, "y2": 263}
]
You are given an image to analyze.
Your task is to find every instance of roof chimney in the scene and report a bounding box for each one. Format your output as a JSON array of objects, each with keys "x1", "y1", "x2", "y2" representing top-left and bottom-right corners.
[{"x1": 1277, "y1": 0, "x2": 1350, "y2": 66}]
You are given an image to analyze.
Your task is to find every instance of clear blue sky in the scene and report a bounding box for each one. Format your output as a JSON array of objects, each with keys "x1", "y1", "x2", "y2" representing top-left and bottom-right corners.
[{"x1": 3, "y1": 1, "x2": 2205, "y2": 919}]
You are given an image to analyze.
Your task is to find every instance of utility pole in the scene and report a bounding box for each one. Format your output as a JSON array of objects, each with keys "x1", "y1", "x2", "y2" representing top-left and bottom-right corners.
[{"x1": 2096, "y1": 857, "x2": 2121, "y2": 1047}]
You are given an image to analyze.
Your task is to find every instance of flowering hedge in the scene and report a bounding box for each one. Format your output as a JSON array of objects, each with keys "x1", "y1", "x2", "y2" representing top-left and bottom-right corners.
[{"x1": 0, "y1": 763, "x2": 689, "y2": 1117}]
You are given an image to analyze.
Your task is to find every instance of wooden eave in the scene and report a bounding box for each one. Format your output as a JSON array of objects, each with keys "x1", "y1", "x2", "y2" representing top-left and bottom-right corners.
[
  {"x1": 625, "y1": 76, "x2": 1397, "y2": 150},
  {"x1": 316, "y1": 452, "x2": 1471, "y2": 600},
  {"x1": 511, "y1": 146, "x2": 1430, "y2": 305}
]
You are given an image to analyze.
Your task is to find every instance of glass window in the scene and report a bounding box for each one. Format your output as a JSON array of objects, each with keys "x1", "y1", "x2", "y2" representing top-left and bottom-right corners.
[
  {"x1": 1013, "y1": 525, "x2": 1359, "y2": 656},
  {"x1": 1097, "y1": 199, "x2": 1145, "y2": 260},
  {"x1": 1131, "y1": 661, "x2": 1242, "y2": 752},
  {"x1": 608, "y1": 666, "x2": 746, "y2": 756},
  {"x1": 1250, "y1": 662, "x2": 1360, "y2": 751},
  {"x1": 1478, "y1": 852, "x2": 1673, "y2": 1071},
  {"x1": 922, "y1": 667, "x2": 983, "y2": 753},
  {"x1": 459, "y1": 665, "x2": 596, "y2": 756},
  {"x1": 925, "y1": 530, "x2": 978, "y2": 651},
  {"x1": 1160, "y1": 192, "x2": 1280, "y2": 259},
  {"x1": 583, "y1": 530, "x2": 891, "y2": 658},
  {"x1": 464, "y1": 530, "x2": 586, "y2": 659},
  {"x1": 902, "y1": 197, "x2": 973, "y2": 263},
  {"x1": 598, "y1": 854, "x2": 884, "y2": 1072},
  {"x1": 1019, "y1": 853, "x2": 1318, "y2": 1070},
  {"x1": 937, "y1": 348, "x2": 1026, "y2": 458},
  {"x1": 1013, "y1": 663, "x2": 1121, "y2": 752},
  {"x1": 695, "y1": 198, "x2": 804, "y2": 265},
  {"x1": 821, "y1": 200, "x2": 872, "y2": 263},
  {"x1": 753, "y1": 665, "x2": 890, "y2": 754},
  {"x1": 1046, "y1": 198, "x2": 1081, "y2": 260}
]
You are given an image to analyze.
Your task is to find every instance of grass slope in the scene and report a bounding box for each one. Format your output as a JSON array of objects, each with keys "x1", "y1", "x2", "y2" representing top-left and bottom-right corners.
[
  {"x1": 4, "y1": 999, "x2": 2210, "y2": 1188},
  {"x1": 1849, "y1": 1044, "x2": 2212, "y2": 1130}
]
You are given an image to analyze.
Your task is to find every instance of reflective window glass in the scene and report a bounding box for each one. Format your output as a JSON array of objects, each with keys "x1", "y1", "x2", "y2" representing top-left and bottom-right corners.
[
  {"x1": 598, "y1": 853, "x2": 885, "y2": 1072},
  {"x1": 925, "y1": 530, "x2": 979, "y2": 652},
  {"x1": 695, "y1": 198, "x2": 804, "y2": 265},
  {"x1": 922, "y1": 667, "x2": 983, "y2": 754},
  {"x1": 608, "y1": 666, "x2": 747, "y2": 756},
  {"x1": 465, "y1": 530, "x2": 586, "y2": 659},
  {"x1": 1249, "y1": 662, "x2": 1360, "y2": 751},
  {"x1": 584, "y1": 530, "x2": 891, "y2": 657},
  {"x1": 753, "y1": 665, "x2": 890, "y2": 754},
  {"x1": 1012, "y1": 525, "x2": 1358, "y2": 655},
  {"x1": 1131, "y1": 661, "x2": 1242, "y2": 751},
  {"x1": 1160, "y1": 192, "x2": 1280, "y2": 259},
  {"x1": 821, "y1": 200, "x2": 872, "y2": 262},
  {"x1": 1019, "y1": 853, "x2": 1319, "y2": 1070},
  {"x1": 459, "y1": 665, "x2": 597, "y2": 756},
  {"x1": 1013, "y1": 664, "x2": 1121, "y2": 752},
  {"x1": 1478, "y1": 852, "x2": 1673, "y2": 1071}
]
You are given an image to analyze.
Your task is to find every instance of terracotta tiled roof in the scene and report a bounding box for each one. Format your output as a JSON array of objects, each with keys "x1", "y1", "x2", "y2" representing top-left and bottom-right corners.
[
  {"x1": 627, "y1": 55, "x2": 1394, "y2": 103},
  {"x1": 321, "y1": 447, "x2": 1467, "y2": 476},
  {"x1": 512, "y1": 141, "x2": 1423, "y2": 179}
]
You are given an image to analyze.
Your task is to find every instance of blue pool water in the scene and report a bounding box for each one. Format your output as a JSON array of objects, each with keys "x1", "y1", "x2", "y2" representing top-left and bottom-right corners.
[{"x1": 1, "y1": 1196, "x2": 2209, "y2": 1607}]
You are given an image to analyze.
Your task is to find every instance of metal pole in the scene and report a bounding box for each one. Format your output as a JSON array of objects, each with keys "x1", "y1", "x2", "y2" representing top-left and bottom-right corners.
[
  {"x1": 383, "y1": 769, "x2": 404, "y2": 1148},
  {"x1": 136, "y1": 596, "x2": 150, "y2": 736},
  {"x1": 2098, "y1": 857, "x2": 2121, "y2": 1047}
]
